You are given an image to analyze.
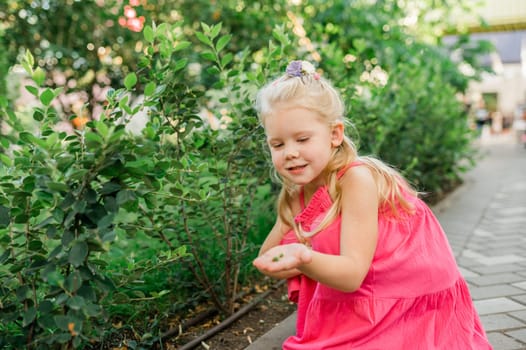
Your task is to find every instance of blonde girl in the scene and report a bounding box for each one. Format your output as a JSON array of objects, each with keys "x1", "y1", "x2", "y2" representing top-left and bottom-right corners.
[{"x1": 253, "y1": 60, "x2": 492, "y2": 349}]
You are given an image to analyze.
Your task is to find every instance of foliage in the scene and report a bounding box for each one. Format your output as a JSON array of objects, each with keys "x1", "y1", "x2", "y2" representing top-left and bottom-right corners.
[
  {"x1": 0, "y1": 19, "x2": 289, "y2": 348},
  {"x1": 0, "y1": 48, "x2": 185, "y2": 348}
]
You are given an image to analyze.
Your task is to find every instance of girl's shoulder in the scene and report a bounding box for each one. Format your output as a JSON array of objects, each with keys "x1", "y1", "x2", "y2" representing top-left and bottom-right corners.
[
  {"x1": 338, "y1": 161, "x2": 376, "y2": 186},
  {"x1": 338, "y1": 163, "x2": 378, "y2": 198}
]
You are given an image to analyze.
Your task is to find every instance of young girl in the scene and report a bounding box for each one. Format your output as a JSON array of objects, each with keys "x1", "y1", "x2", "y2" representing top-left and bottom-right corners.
[{"x1": 252, "y1": 60, "x2": 492, "y2": 349}]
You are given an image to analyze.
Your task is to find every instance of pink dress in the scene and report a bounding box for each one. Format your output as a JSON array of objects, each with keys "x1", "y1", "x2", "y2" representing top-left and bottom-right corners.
[{"x1": 280, "y1": 163, "x2": 492, "y2": 350}]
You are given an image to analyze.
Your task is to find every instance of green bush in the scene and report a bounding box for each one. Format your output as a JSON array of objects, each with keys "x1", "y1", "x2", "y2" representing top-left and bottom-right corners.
[{"x1": 0, "y1": 22, "x2": 286, "y2": 348}]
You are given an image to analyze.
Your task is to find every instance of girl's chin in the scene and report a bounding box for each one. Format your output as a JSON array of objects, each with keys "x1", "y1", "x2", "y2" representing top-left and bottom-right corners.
[{"x1": 284, "y1": 177, "x2": 311, "y2": 186}]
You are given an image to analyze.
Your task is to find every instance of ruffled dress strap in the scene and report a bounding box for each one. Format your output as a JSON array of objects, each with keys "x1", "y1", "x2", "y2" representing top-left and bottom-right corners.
[
  {"x1": 336, "y1": 160, "x2": 364, "y2": 179},
  {"x1": 297, "y1": 161, "x2": 363, "y2": 210}
]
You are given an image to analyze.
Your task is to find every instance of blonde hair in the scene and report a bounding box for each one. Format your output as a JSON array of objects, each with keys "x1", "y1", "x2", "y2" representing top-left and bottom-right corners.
[{"x1": 255, "y1": 70, "x2": 416, "y2": 241}]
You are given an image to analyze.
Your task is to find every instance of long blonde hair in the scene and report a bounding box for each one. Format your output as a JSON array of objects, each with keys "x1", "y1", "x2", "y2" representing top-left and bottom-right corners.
[{"x1": 255, "y1": 69, "x2": 416, "y2": 240}]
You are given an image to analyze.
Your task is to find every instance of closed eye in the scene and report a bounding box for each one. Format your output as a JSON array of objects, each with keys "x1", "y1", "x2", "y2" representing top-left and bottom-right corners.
[
  {"x1": 270, "y1": 143, "x2": 283, "y2": 149},
  {"x1": 297, "y1": 137, "x2": 309, "y2": 143}
]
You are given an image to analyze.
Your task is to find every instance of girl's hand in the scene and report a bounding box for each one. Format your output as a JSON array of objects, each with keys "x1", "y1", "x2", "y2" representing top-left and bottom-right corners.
[{"x1": 253, "y1": 243, "x2": 313, "y2": 273}]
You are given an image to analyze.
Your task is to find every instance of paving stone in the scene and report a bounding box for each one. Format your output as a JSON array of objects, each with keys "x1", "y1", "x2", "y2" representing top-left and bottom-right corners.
[
  {"x1": 459, "y1": 267, "x2": 480, "y2": 278},
  {"x1": 510, "y1": 295, "x2": 526, "y2": 306},
  {"x1": 480, "y1": 314, "x2": 525, "y2": 331},
  {"x1": 512, "y1": 281, "x2": 526, "y2": 290},
  {"x1": 510, "y1": 310, "x2": 526, "y2": 323},
  {"x1": 467, "y1": 273, "x2": 525, "y2": 286},
  {"x1": 474, "y1": 297, "x2": 526, "y2": 315},
  {"x1": 470, "y1": 285, "x2": 526, "y2": 300},
  {"x1": 493, "y1": 217, "x2": 526, "y2": 224},
  {"x1": 461, "y1": 250, "x2": 526, "y2": 266},
  {"x1": 469, "y1": 264, "x2": 525, "y2": 275},
  {"x1": 505, "y1": 329, "x2": 526, "y2": 344},
  {"x1": 474, "y1": 228, "x2": 495, "y2": 237},
  {"x1": 483, "y1": 256, "x2": 526, "y2": 265},
  {"x1": 487, "y1": 332, "x2": 526, "y2": 350},
  {"x1": 494, "y1": 207, "x2": 526, "y2": 216},
  {"x1": 457, "y1": 256, "x2": 486, "y2": 267}
]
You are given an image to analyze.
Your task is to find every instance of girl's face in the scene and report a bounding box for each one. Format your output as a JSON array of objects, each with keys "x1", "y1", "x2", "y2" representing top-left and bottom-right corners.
[{"x1": 264, "y1": 106, "x2": 343, "y2": 188}]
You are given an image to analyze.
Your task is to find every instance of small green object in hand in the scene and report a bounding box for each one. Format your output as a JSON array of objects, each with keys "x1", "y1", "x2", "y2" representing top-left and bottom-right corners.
[{"x1": 272, "y1": 253, "x2": 284, "y2": 262}]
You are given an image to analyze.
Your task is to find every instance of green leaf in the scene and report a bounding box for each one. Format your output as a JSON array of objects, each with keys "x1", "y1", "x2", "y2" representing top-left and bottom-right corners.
[
  {"x1": 25, "y1": 85, "x2": 39, "y2": 96},
  {"x1": 124, "y1": 73, "x2": 137, "y2": 90},
  {"x1": 216, "y1": 34, "x2": 232, "y2": 53},
  {"x1": 40, "y1": 88, "x2": 55, "y2": 106},
  {"x1": 54, "y1": 315, "x2": 72, "y2": 331},
  {"x1": 95, "y1": 120, "x2": 109, "y2": 139},
  {"x1": 21, "y1": 61, "x2": 32, "y2": 76},
  {"x1": 210, "y1": 23, "x2": 222, "y2": 39},
  {"x1": 43, "y1": 269, "x2": 65, "y2": 287},
  {"x1": 21, "y1": 50, "x2": 34, "y2": 75},
  {"x1": 25, "y1": 49, "x2": 34, "y2": 67},
  {"x1": 97, "y1": 214, "x2": 114, "y2": 229},
  {"x1": 47, "y1": 182, "x2": 69, "y2": 192},
  {"x1": 54, "y1": 87, "x2": 64, "y2": 96},
  {"x1": 33, "y1": 67, "x2": 46, "y2": 86},
  {"x1": 33, "y1": 109, "x2": 44, "y2": 121},
  {"x1": 84, "y1": 303, "x2": 102, "y2": 317},
  {"x1": 174, "y1": 58, "x2": 188, "y2": 72},
  {"x1": 195, "y1": 31, "x2": 213, "y2": 47},
  {"x1": 118, "y1": 94, "x2": 129, "y2": 111},
  {"x1": 68, "y1": 241, "x2": 88, "y2": 267},
  {"x1": 0, "y1": 154, "x2": 12, "y2": 167},
  {"x1": 221, "y1": 53, "x2": 233, "y2": 68},
  {"x1": 16, "y1": 286, "x2": 31, "y2": 301},
  {"x1": 206, "y1": 66, "x2": 220, "y2": 75},
  {"x1": 84, "y1": 131, "x2": 104, "y2": 146},
  {"x1": 100, "y1": 181, "x2": 121, "y2": 195},
  {"x1": 66, "y1": 295, "x2": 86, "y2": 311},
  {"x1": 116, "y1": 190, "x2": 136, "y2": 205},
  {"x1": 19, "y1": 132, "x2": 46, "y2": 148},
  {"x1": 38, "y1": 300, "x2": 54, "y2": 314},
  {"x1": 174, "y1": 41, "x2": 191, "y2": 52},
  {"x1": 65, "y1": 270, "x2": 83, "y2": 293},
  {"x1": 200, "y1": 22, "x2": 211, "y2": 33},
  {"x1": 144, "y1": 81, "x2": 156, "y2": 97},
  {"x1": 201, "y1": 51, "x2": 216, "y2": 62},
  {"x1": 144, "y1": 25, "x2": 154, "y2": 43},
  {"x1": 23, "y1": 306, "x2": 37, "y2": 327},
  {"x1": 0, "y1": 205, "x2": 10, "y2": 228},
  {"x1": 353, "y1": 38, "x2": 367, "y2": 53}
]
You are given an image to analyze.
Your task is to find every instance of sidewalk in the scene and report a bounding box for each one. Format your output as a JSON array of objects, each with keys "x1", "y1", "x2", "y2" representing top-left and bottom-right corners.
[{"x1": 246, "y1": 132, "x2": 526, "y2": 350}]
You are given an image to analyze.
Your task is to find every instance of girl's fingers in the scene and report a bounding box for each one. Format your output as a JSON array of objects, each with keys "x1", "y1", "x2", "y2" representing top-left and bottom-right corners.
[{"x1": 253, "y1": 244, "x2": 312, "y2": 272}]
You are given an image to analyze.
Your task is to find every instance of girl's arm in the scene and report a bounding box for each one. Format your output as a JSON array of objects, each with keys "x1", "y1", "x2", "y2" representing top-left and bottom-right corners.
[{"x1": 254, "y1": 165, "x2": 379, "y2": 292}]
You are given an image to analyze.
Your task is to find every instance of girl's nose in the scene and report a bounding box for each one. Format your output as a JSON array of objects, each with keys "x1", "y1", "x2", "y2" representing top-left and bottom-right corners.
[{"x1": 285, "y1": 145, "x2": 299, "y2": 159}]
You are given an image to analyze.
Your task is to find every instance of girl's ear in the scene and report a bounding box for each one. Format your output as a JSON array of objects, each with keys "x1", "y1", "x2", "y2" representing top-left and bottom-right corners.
[{"x1": 331, "y1": 122, "x2": 344, "y2": 147}]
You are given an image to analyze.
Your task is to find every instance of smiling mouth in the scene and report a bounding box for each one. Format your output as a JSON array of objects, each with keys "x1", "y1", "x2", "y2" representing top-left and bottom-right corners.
[{"x1": 287, "y1": 164, "x2": 307, "y2": 171}]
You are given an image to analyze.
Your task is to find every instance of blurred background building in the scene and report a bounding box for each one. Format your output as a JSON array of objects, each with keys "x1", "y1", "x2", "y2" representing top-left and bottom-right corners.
[{"x1": 456, "y1": 0, "x2": 526, "y2": 134}]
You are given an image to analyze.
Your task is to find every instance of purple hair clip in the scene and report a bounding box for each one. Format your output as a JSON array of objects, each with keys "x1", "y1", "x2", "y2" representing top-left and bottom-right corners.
[{"x1": 285, "y1": 60, "x2": 320, "y2": 80}]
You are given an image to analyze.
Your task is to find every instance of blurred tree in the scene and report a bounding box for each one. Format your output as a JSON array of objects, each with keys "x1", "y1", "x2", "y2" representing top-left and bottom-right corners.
[
  {"x1": 0, "y1": 0, "x2": 292, "y2": 122},
  {"x1": 0, "y1": 0, "x2": 146, "y2": 123}
]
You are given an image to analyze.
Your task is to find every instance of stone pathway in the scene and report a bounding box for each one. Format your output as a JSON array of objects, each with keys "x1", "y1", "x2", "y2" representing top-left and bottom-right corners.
[
  {"x1": 247, "y1": 131, "x2": 526, "y2": 350},
  {"x1": 446, "y1": 133, "x2": 526, "y2": 349}
]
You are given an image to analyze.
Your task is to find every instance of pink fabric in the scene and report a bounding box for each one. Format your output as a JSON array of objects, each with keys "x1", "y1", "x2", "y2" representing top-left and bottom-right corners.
[{"x1": 279, "y1": 163, "x2": 492, "y2": 349}]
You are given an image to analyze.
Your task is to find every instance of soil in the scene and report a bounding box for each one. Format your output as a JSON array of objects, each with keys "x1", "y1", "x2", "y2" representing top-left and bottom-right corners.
[{"x1": 164, "y1": 280, "x2": 296, "y2": 350}]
